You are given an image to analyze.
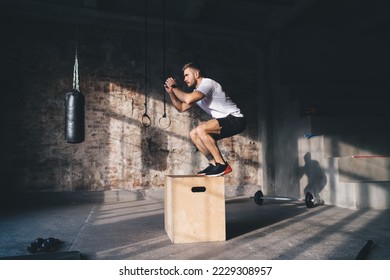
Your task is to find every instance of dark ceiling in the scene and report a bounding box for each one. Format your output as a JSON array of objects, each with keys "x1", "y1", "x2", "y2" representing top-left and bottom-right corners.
[
  {"x1": 2, "y1": 0, "x2": 390, "y2": 38},
  {"x1": 1, "y1": 0, "x2": 299, "y2": 37}
]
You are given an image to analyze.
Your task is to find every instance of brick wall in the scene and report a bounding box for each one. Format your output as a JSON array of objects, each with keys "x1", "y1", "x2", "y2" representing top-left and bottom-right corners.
[{"x1": 0, "y1": 15, "x2": 262, "y2": 193}]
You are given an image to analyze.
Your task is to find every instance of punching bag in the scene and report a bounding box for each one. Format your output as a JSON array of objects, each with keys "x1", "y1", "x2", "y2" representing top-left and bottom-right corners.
[
  {"x1": 65, "y1": 48, "x2": 85, "y2": 143},
  {"x1": 65, "y1": 89, "x2": 85, "y2": 143}
]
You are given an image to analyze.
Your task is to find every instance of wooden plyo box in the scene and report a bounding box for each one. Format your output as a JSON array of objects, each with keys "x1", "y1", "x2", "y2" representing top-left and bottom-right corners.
[{"x1": 164, "y1": 175, "x2": 226, "y2": 243}]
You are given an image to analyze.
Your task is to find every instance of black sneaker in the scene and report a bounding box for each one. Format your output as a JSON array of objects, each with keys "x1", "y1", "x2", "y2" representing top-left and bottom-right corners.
[
  {"x1": 197, "y1": 164, "x2": 215, "y2": 176},
  {"x1": 205, "y1": 163, "x2": 232, "y2": 177}
]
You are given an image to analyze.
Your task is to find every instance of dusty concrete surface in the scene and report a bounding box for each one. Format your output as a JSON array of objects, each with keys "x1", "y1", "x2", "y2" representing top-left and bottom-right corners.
[{"x1": 0, "y1": 195, "x2": 389, "y2": 260}]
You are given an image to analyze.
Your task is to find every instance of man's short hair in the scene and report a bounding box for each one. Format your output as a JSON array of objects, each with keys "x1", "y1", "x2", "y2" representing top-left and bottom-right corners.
[{"x1": 182, "y1": 62, "x2": 203, "y2": 76}]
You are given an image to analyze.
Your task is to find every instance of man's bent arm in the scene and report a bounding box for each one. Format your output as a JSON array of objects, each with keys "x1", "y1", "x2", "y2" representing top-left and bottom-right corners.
[
  {"x1": 172, "y1": 88, "x2": 204, "y2": 105},
  {"x1": 167, "y1": 90, "x2": 192, "y2": 113}
]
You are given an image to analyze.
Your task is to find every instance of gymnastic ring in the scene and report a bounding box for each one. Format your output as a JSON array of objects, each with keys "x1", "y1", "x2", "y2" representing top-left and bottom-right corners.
[
  {"x1": 158, "y1": 114, "x2": 171, "y2": 129},
  {"x1": 141, "y1": 113, "x2": 151, "y2": 127}
]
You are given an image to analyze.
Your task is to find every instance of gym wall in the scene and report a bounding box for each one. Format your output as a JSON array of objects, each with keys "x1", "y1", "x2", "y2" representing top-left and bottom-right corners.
[{"x1": 0, "y1": 14, "x2": 263, "y2": 195}]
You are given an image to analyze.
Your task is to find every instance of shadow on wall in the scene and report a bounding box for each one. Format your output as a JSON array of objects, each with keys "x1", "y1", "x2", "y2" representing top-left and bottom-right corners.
[
  {"x1": 299, "y1": 152, "x2": 327, "y2": 201},
  {"x1": 141, "y1": 126, "x2": 169, "y2": 172}
]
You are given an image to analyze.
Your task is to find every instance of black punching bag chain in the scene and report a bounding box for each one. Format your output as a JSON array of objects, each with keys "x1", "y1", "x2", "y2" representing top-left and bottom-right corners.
[
  {"x1": 73, "y1": 47, "x2": 79, "y2": 91},
  {"x1": 158, "y1": 0, "x2": 171, "y2": 129}
]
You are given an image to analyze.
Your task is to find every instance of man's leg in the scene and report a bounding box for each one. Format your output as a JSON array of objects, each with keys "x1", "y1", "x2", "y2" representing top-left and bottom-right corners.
[
  {"x1": 190, "y1": 126, "x2": 212, "y2": 161},
  {"x1": 193, "y1": 115, "x2": 245, "y2": 176},
  {"x1": 190, "y1": 119, "x2": 225, "y2": 164}
]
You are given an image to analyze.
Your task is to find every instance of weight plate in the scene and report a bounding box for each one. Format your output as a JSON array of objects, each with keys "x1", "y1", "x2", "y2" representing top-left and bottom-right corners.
[
  {"x1": 254, "y1": 190, "x2": 264, "y2": 205},
  {"x1": 305, "y1": 192, "x2": 315, "y2": 208}
]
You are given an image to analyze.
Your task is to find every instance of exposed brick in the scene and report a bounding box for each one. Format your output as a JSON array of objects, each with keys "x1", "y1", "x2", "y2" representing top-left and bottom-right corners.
[{"x1": 1, "y1": 16, "x2": 261, "y2": 193}]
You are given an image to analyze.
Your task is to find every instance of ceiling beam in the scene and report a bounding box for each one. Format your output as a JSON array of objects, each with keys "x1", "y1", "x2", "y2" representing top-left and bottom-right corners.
[
  {"x1": 0, "y1": 0, "x2": 259, "y2": 38},
  {"x1": 247, "y1": 0, "x2": 295, "y2": 6},
  {"x1": 83, "y1": 0, "x2": 97, "y2": 8},
  {"x1": 178, "y1": 0, "x2": 206, "y2": 21},
  {"x1": 264, "y1": 0, "x2": 320, "y2": 32}
]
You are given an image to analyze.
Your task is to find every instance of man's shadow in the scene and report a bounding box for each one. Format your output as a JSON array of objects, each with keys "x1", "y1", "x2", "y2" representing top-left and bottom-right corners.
[{"x1": 300, "y1": 152, "x2": 327, "y2": 202}]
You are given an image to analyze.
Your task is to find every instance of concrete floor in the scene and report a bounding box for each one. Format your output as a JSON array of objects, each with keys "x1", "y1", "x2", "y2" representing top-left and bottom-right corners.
[{"x1": 0, "y1": 192, "x2": 389, "y2": 260}]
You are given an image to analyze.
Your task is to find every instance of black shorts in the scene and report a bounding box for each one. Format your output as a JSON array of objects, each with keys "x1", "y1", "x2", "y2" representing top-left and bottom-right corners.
[{"x1": 211, "y1": 114, "x2": 246, "y2": 141}]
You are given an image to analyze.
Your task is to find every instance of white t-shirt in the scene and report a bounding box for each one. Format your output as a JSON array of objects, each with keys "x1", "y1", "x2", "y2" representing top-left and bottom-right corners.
[{"x1": 195, "y1": 78, "x2": 243, "y2": 118}]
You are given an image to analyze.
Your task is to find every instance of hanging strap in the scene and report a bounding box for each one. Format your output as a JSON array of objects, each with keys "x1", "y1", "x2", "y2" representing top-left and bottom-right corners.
[
  {"x1": 158, "y1": 0, "x2": 171, "y2": 129},
  {"x1": 142, "y1": 0, "x2": 151, "y2": 127},
  {"x1": 162, "y1": 0, "x2": 166, "y2": 117},
  {"x1": 73, "y1": 47, "x2": 79, "y2": 91},
  {"x1": 144, "y1": 0, "x2": 148, "y2": 114}
]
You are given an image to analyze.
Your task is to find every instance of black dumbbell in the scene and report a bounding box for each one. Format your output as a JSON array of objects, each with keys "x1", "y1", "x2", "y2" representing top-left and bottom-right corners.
[
  {"x1": 27, "y1": 238, "x2": 44, "y2": 253},
  {"x1": 41, "y1": 237, "x2": 62, "y2": 252},
  {"x1": 28, "y1": 237, "x2": 63, "y2": 253}
]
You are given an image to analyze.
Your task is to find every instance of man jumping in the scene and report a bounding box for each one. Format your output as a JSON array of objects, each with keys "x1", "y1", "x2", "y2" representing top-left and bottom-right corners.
[{"x1": 164, "y1": 62, "x2": 246, "y2": 177}]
